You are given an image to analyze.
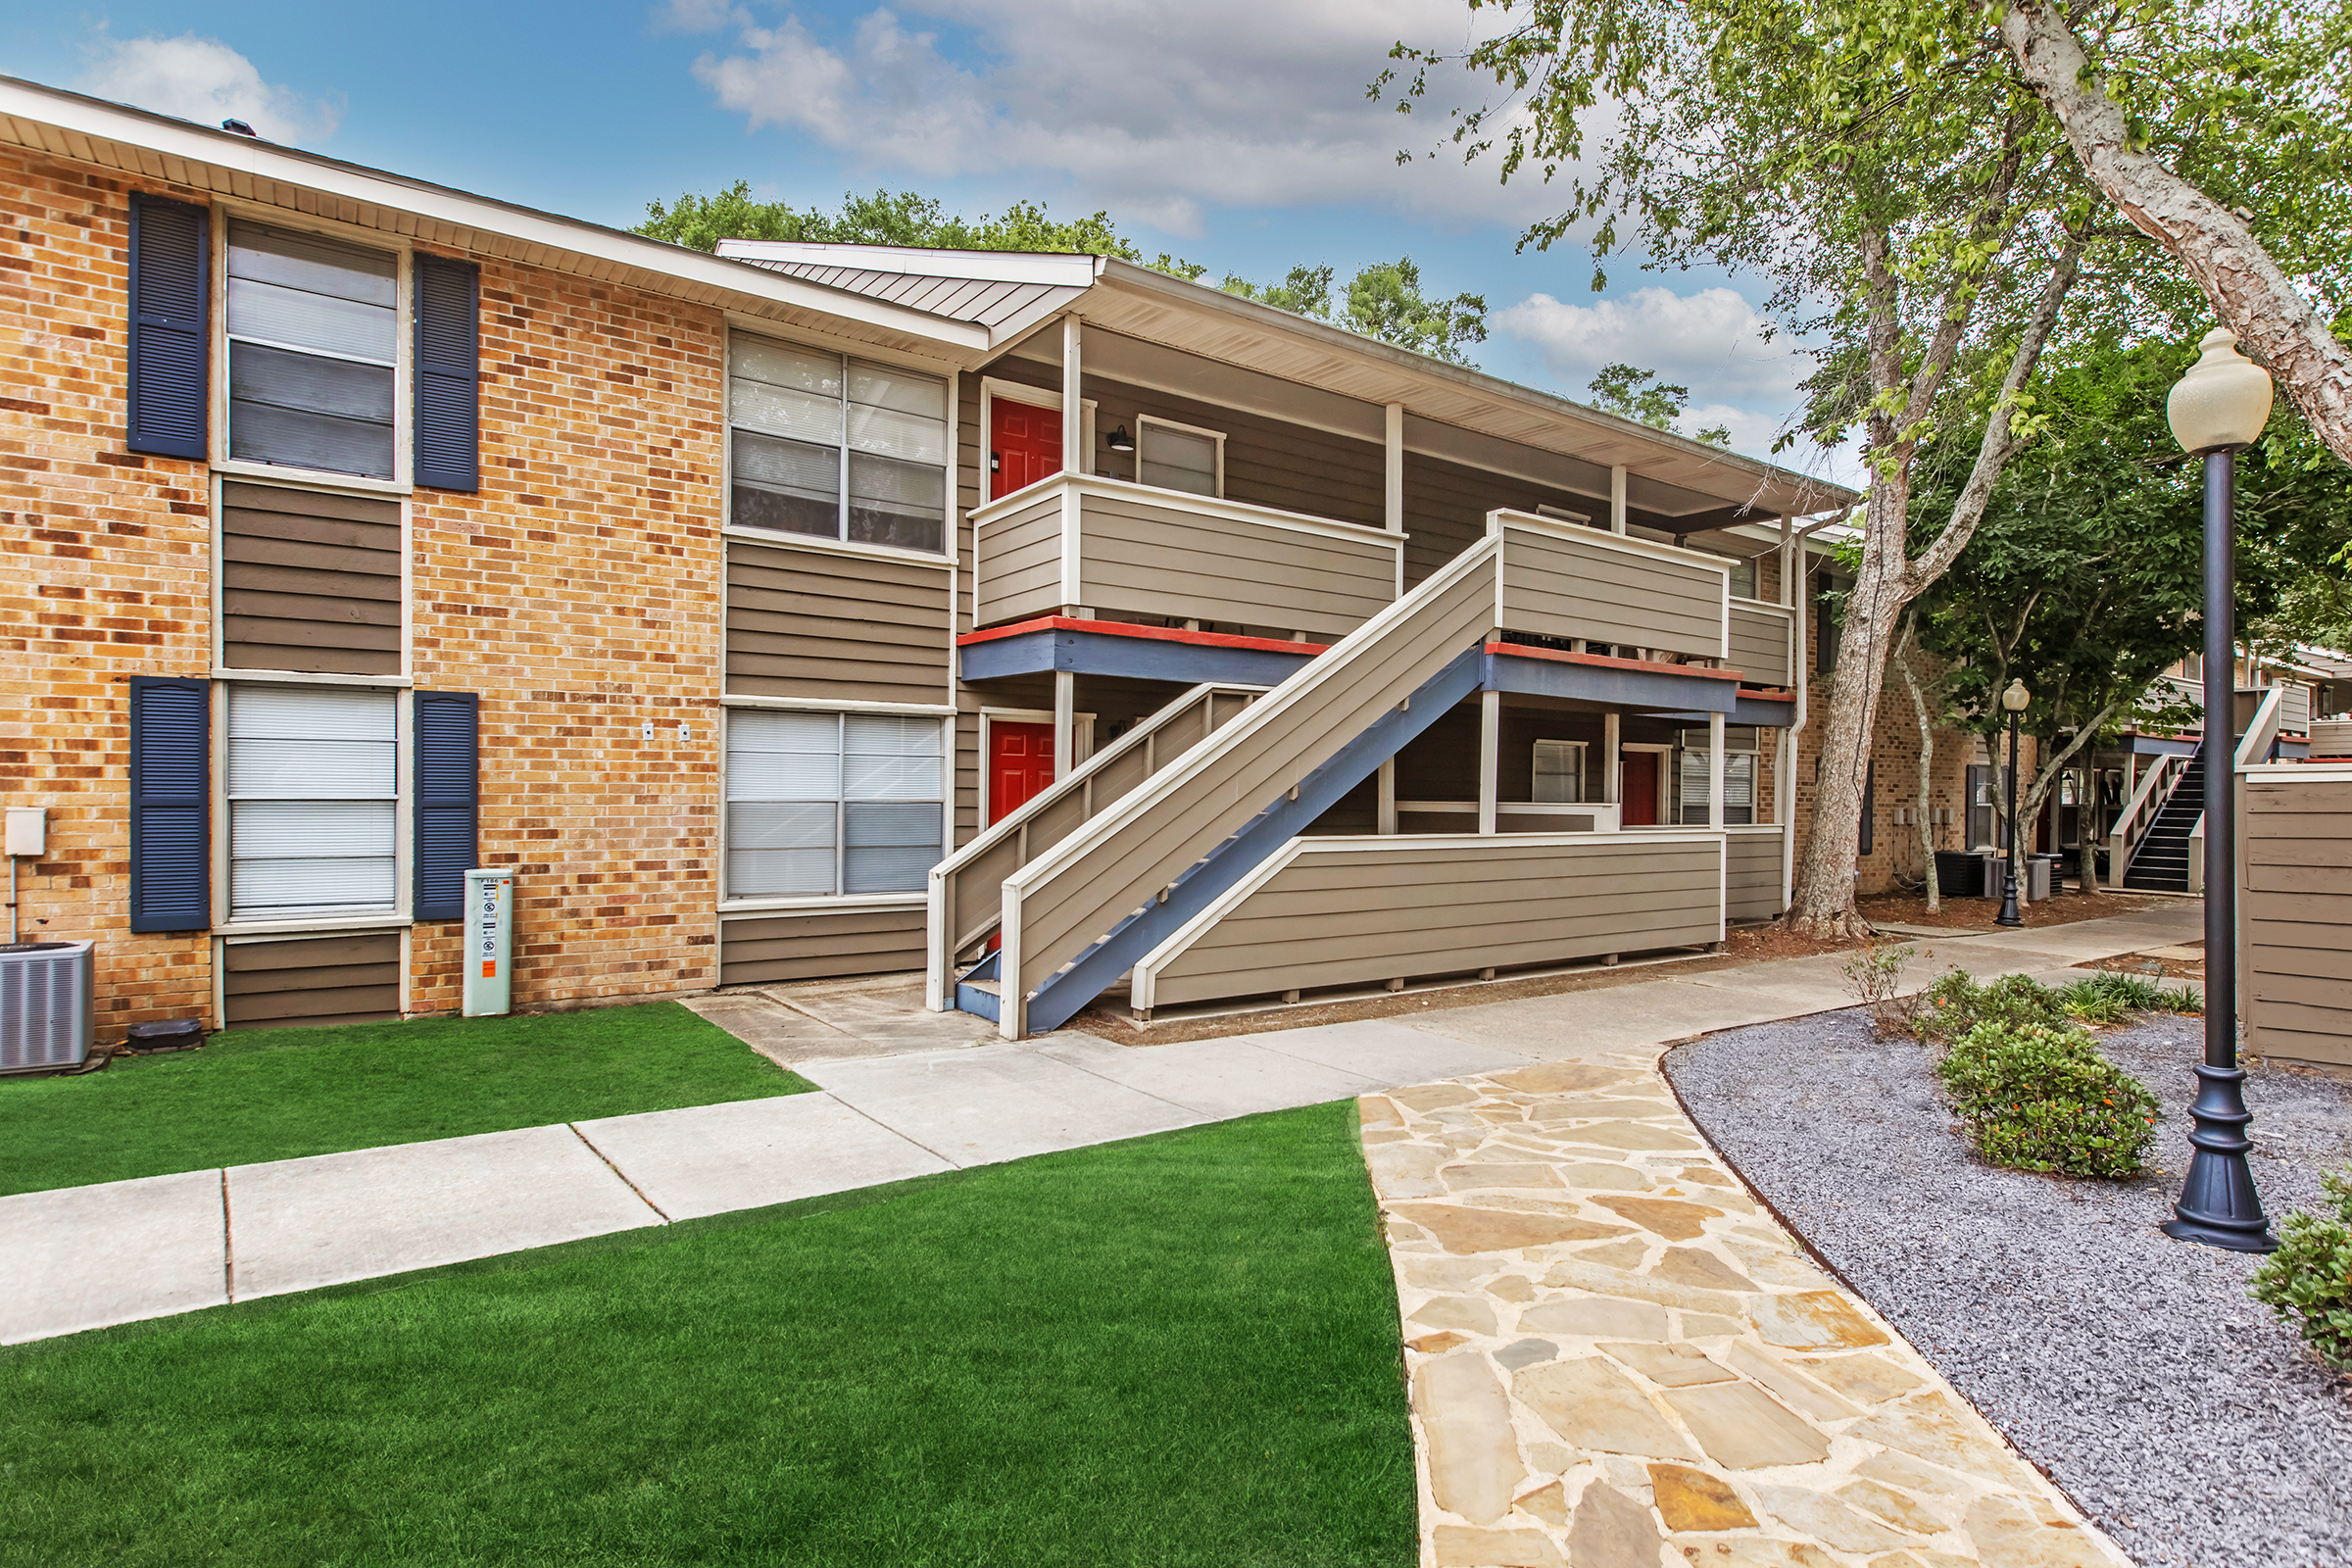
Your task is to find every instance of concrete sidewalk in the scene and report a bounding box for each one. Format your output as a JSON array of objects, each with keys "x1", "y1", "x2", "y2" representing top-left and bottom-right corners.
[{"x1": 1, "y1": 904, "x2": 2199, "y2": 1347}]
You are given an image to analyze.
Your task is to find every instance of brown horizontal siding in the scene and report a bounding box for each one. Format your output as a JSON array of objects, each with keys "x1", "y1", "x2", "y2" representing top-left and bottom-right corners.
[
  {"x1": 1729, "y1": 603, "x2": 1793, "y2": 688},
  {"x1": 1502, "y1": 525, "x2": 1725, "y2": 660},
  {"x1": 1075, "y1": 491, "x2": 1394, "y2": 639},
  {"x1": 222, "y1": 932, "x2": 402, "y2": 1030},
  {"x1": 2245, "y1": 777, "x2": 2352, "y2": 1067},
  {"x1": 726, "y1": 539, "x2": 951, "y2": 705},
  {"x1": 720, "y1": 907, "x2": 927, "y2": 986},
  {"x1": 219, "y1": 481, "x2": 402, "y2": 674},
  {"x1": 1150, "y1": 837, "x2": 1721, "y2": 1006},
  {"x1": 1727, "y1": 829, "x2": 1784, "y2": 921},
  {"x1": 972, "y1": 491, "x2": 1064, "y2": 627}
]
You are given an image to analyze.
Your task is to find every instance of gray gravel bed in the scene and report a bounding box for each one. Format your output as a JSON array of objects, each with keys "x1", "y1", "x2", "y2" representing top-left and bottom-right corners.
[{"x1": 1666, "y1": 1008, "x2": 2352, "y2": 1568}]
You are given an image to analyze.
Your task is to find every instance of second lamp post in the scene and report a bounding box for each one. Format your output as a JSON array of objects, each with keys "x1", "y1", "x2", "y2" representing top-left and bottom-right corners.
[{"x1": 1995, "y1": 678, "x2": 2031, "y2": 929}]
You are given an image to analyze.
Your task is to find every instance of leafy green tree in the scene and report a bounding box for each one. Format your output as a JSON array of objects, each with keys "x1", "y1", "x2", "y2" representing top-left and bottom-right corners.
[
  {"x1": 635, "y1": 183, "x2": 1206, "y2": 277},
  {"x1": 1383, "y1": 0, "x2": 2103, "y2": 935},
  {"x1": 1587, "y1": 364, "x2": 1733, "y2": 446},
  {"x1": 1224, "y1": 258, "x2": 1489, "y2": 365},
  {"x1": 1219, "y1": 264, "x2": 1337, "y2": 319}
]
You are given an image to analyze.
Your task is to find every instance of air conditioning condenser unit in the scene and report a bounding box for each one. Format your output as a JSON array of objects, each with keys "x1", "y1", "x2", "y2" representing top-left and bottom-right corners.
[{"x1": 1, "y1": 940, "x2": 93, "y2": 1073}]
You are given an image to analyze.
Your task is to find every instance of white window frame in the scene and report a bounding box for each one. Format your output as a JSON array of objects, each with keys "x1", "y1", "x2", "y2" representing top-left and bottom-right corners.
[
  {"x1": 210, "y1": 677, "x2": 414, "y2": 935},
  {"x1": 1618, "y1": 740, "x2": 1673, "y2": 826},
  {"x1": 725, "y1": 329, "x2": 956, "y2": 559},
  {"x1": 209, "y1": 202, "x2": 415, "y2": 496},
  {"x1": 1135, "y1": 415, "x2": 1226, "y2": 499},
  {"x1": 1531, "y1": 738, "x2": 1590, "y2": 804},
  {"x1": 718, "y1": 706, "x2": 954, "y2": 911}
]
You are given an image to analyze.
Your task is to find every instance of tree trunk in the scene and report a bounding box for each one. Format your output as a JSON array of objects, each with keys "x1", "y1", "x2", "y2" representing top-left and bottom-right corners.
[
  {"x1": 1785, "y1": 236, "x2": 2083, "y2": 937},
  {"x1": 1894, "y1": 616, "x2": 1940, "y2": 912},
  {"x1": 2077, "y1": 768, "x2": 2099, "y2": 897},
  {"x1": 2001, "y1": 0, "x2": 2352, "y2": 468}
]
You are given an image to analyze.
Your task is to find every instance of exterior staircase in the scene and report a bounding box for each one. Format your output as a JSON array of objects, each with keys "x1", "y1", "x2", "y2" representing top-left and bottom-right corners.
[{"x1": 2122, "y1": 744, "x2": 2205, "y2": 893}]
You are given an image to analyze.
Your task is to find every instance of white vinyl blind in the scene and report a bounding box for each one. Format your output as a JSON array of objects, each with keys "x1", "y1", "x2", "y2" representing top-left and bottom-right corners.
[
  {"x1": 1675, "y1": 750, "x2": 1755, "y2": 825},
  {"x1": 227, "y1": 685, "x2": 399, "y2": 919},
  {"x1": 1532, "y1": 740, "x2": 1586, "y2": 804},
  {"x1": 729, "y1": 333, "x2": 948, "y2": 553},
  {"x1": 727, "y1": 710, "x2": 944, "y2": 898},
  {"x1": 226, "y1": 221, "x2": 399, "y2": 479},
  {"x1": 1139, "y1": 421, "x2": 1220, "y2": 497}
]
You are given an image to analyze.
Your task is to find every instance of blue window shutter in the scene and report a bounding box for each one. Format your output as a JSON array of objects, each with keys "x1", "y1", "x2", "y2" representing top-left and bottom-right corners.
[
  {"x1": 128, "y1": 677, "x2": 211, "y2": 932},
  {"x1": 413, "y1": 691, "x2": 479, "y2": 920},
  {"x1": 126, "y1": 195, "x2": 210, "y2": 461},
  {"x1": 414, "y1": 255, "x2": 480, "y2": 491}
]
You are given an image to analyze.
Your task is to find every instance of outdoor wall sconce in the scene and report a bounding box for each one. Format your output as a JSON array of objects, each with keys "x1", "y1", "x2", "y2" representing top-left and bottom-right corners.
[{"x1": 1105, "y1": 424, "x2": 1136, "y2": 453}]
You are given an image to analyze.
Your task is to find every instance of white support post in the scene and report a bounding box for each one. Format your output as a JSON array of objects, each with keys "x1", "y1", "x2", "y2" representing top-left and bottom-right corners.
[
  {"x1": 1053, "y1": 669, "x2": 1076, "y2": 779},
  {"x1": 1377, "y1": 758, "x2": 1397, "y2": 835},
  {"x1": 1479, "y1": 689, "x2": 1501, "y2": 835},
  {"x1": 1708, "y1": 711, "x2": 1726, "y2": 832},
  {"x1": 1777, "y1": 725, "x2": 1794, "y2": 909},
  {"x1": 1384, "y1": 404, "x2": 1405, "y2": 532},
  {"x1": 1060, "y1": 314, "x2": 1083, "y2": 474},
  {"x1": 1604, "y1": 712, "x2": 1622, "y2": 806},
  {"x1": 1610, "y1": 465, "x2": 1628, "y2": 535}
]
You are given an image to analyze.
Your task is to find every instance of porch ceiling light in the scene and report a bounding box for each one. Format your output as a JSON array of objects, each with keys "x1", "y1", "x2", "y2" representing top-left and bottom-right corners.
[
  {"x1": 2167, "y1": 328, "x2": 2274, "y2": 455},
  {"x1": 2001, "y1": 678, "x2": 2031, "y2": 712},
  {"x1": 1105, "y1": 423, "x2": 1136, "y2": 453}
]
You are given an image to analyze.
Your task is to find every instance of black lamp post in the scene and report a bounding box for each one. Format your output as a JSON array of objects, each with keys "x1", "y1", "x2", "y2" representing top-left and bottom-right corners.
[
  {"x1": 1994, "y1": 678, "x2": 2030, "y2": 929},
  {"x1": 2159, "y1": 328, "x2": 2278, "y2": 1254}
]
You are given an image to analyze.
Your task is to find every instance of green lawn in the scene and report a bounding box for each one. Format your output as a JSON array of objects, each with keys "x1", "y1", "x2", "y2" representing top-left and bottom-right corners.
[
  {"x1": 0, "y1": 1004, "x2": 810, "y2": 1197},
  {"x1": 0, "y1": 1102, "x2": 1413, "y2": 1568}
]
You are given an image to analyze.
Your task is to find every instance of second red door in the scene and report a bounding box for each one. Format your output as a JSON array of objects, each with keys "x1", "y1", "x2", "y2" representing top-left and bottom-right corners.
[
  {"x1": 988, "y1": 721, "x2": 1056, "y2": 826},
  {"x1": 991, "y1": 397, "x2": 1062, "y2": 500}
]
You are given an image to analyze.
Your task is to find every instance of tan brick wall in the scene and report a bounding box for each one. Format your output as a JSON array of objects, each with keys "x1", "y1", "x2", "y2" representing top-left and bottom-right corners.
[
  {"x1": 406, "y1": 254, "x2": 727, "y2": 1015},
  {"x1": 5, "y1": 145, "x2": 731, "y2": 1034},
  {"x1": 2, "y1": 149, "x2": 214, "y2": 1036}
]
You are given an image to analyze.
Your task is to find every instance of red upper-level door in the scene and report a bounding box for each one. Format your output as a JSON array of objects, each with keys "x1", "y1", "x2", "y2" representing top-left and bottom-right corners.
[{"x1": 991, "y1": 397, "x2": 1063, "y2": 500}]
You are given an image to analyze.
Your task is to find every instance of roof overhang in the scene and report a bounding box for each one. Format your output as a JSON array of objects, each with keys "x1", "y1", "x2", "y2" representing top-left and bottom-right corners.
[{"x1": 0, "y1": 76, "x2": 989, "y2": 361}]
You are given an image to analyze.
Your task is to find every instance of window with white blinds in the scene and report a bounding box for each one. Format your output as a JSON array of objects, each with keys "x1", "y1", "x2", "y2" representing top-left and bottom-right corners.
[
  {"x1": 1137, "y1": 418, "x2": 1221, "y2": 497},
  {"x1": 226, "y1": 221, "x2": 399, "y2": 479},
  {"x1": 227, "y1": 685, "x2": 399, "y2": 920},
  {"x1": 726, "y1": 710, "x2": 945, "y2": 898},
  {"x1": 729, "y1": 333, "x2": 949, "y2": 554},
  {"x1": 1674, "y1": 748, "x2": 1756, "y2": 825},
  {"x1": 1532, "y1": 740, "x2": 1587, "y2": 804}
]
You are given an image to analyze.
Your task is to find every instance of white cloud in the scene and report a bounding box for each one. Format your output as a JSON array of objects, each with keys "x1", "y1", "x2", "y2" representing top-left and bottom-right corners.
[
  {"x1": 78, "y1": 32, "x2": 341, "y2": 144},
  {"x1": 1496, "y1": 286, "x2": 1802, "y2": 404},
  {"x1": 683, "y1": 1, "x2": 1559, "y2": 235},
  {"x1": 1497, "y1": 285, "x2": 1864, "y2": 483},
  {"x1": 655, "y1": 0, "x2": 751, "y2": 34}
]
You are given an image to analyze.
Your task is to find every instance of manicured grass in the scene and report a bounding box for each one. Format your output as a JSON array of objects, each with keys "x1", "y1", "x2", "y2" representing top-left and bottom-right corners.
[
  {"x1": 0, "y1": 1102, "x2": 1414, "y2": 1568},
  {"x1": 0, "y1": 1004, "x2": 810, "y2": 1197}
]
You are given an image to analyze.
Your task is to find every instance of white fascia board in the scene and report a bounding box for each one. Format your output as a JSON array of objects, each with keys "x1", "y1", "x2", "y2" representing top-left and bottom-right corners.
[
  {"x1": 716, "y1": 240, "x2": 1104, "y2": 290},
  {"x1": 0, "y1": 77, "x2": 987, "y2": 353}
]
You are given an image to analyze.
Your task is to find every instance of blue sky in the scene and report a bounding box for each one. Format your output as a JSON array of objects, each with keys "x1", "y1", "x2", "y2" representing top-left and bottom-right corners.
[{"x1": 6, "y1": 0, "x2": 1848, "y2": 483}]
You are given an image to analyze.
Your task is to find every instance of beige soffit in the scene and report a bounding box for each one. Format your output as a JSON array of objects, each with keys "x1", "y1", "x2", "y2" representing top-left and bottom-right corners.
[
  {"x1": 0, "y1": 75, "x2": 990, "y2": 361},
  {"x1": 699, "y1": 239, "x2": 1857, "y2": 520}
]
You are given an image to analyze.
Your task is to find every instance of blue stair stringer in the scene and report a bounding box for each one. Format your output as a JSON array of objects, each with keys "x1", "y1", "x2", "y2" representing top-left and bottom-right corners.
[
  {"x1": 953, "y1": 949, "x2": 1003, "y2": 1022},
  {"x1": 1019, "y1": 645, "x2": 1488, "y2": 1034}
]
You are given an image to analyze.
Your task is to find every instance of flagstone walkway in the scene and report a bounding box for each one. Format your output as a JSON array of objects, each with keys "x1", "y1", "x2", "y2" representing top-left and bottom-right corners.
[{"x1": 1364, "y1": 1057, "x2": 2132, "y2": 1568}]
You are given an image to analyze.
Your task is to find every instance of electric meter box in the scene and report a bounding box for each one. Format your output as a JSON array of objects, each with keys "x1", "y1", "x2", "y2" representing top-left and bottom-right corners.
[
  {"x1": 463, "y1": 868, "x2": 514, "y2": 1017},
  {"x1": 5, "y1": 808, "x2": 45, "y2": 858}
]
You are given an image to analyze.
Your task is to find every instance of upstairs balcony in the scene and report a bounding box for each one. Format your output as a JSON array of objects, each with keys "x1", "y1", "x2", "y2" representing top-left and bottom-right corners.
[{"x1": 970, "y1": 473, "x2": 1402, "y2": 643}]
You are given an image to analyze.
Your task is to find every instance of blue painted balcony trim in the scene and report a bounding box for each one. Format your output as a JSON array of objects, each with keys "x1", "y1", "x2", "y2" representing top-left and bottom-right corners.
[{"x1": 959, "y1": 620, "x2": 1320, "y2": 687}]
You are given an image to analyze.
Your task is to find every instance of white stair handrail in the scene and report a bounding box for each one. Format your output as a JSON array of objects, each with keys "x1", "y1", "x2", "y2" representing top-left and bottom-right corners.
[
  {"x1": 2235, "y1": 684, "x2": 2285, "y2": 771},
  {"x1": 2106, "y1": 753, "x2": 2184, "y2": 889}
]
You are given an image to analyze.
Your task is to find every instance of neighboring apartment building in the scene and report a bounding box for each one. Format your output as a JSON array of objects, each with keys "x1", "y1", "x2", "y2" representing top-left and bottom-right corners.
[{"x1": 7, "y1": 76, "x2": 1888, "y2": 1044}]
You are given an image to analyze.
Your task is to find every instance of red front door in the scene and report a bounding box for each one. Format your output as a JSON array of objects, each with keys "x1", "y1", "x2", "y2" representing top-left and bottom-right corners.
[
  {"x1": 991, "y1": 397, "x2": 1062, "y2": 500},
  {"x1": 1620, "y1": 752, "x2": 1660, "y2": 826},
  {"x1": 988, "y1": 721, "x2": 1057, "y2": 825}
]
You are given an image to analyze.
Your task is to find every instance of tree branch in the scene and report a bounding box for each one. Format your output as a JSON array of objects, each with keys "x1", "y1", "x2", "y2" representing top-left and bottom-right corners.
[{"x1": 2000, "y1": 0, "x2": 2352, "y2": 468}]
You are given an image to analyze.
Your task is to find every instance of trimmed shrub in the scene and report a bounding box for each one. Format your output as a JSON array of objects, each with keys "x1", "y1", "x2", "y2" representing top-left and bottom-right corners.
[
  {"x1": 1936, "y1": 1018, "x2": 2162, "y2": 1179},
  {"x1": 2250, "y1": 1165, "x2": 2352, "y2": 1375},
  {"x1": 1841, "y1": 944, "x2": 1918, "y2": 1035},
  {"x1": 1913, "y1": 970, "x2": 2062, "y2": 1042}
]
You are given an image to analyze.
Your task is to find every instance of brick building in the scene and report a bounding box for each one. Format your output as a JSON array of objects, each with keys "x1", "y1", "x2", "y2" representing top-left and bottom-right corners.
[{"x1": 16, "y1": 76, "x2": 2113, "y2": 1047}]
